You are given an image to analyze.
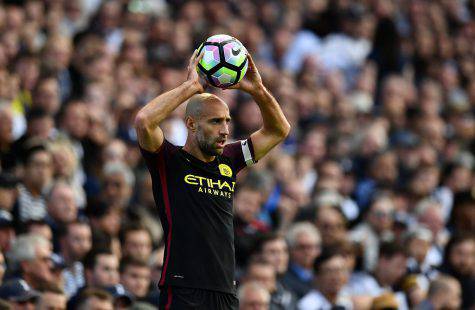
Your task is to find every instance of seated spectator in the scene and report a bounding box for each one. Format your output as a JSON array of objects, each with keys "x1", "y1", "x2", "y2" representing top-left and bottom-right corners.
[
  {"x1": 36, "y1": 282, "x2": 67, "y2": 310},
  {"x1": 74, "y1": 287, "x2": 113, "y2": 310},
  {"x1": 119, "y1": 222, "x2": 152, "y2": 262},
  {"x1": 282, "y1": 222, "x2": 321, "y2": 299},
  {"x1": 6, "y1": 234, "x2": 54, "y2": 289},
  {"x1": 405, "y1": 225, "x2": 438, "y2": 279},
  {"x1": 242, "y1": 259, "x2": 296, "y2": 310},
  {"x1": 314, "y1": 205, "x2": 348, "y2": 248},
  {"x1": 238, "y1": 281, "x2": 270, "y2": 310},
  {"x1": 350, "y1": 193, "x2": 396, "y2": 272},
  {"x1": 119, "y1": 256, "x2": 151, "y2": 300},
  {"x1": 346, "y1": 241, "x2": 408, "y2": 309},
  {"x1": 416, "y1": 274, "x2": 461, "y2": 310},
  {"x1": 58, "y1": 219, "x2": 92, "y2": 297},
  {"x1": 24, "y1": 219, "x2": 52, "y2": 242},
  {"x1": 104, "y1": 284, "x2": 134, "y2": 309},
  {"x1": 0, "y1": 173, "x2": 18, "y2": 213},
  {"x1": 298, "y1": 246, "x2": 353, "y2": 309},
  {"x1": 234, "y1": 185, "x2": 268, "y2": 268},
  {"x1": 15, "y1": 143, "x2": 53, "y2": 223},
  {"x1": 253, "y1": 233, "x2": 289, "y2": 284},
  {"x1": 440, "y1": 233, "x2": 475, "y2": 309}
]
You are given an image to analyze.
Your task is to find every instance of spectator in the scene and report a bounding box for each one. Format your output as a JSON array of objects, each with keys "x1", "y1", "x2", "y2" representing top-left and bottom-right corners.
[
  {"x1": 314, "y1": 205, "x2": 347, "y2": 247},
  {"x1": 0, "y1": 278, "x2": 39, "y2": 309},
  {"x1": 416, "y1": 275, "x2": 461, "y2": 310},
  {"x1": 254, "y1": 233, "x2": 289, "y2": 281},
  {"x1": 16, "y1": 144, "x2": 53, "y2": 223},
  {"x1": 0, "y1": 174, "x2": 17, "y2": 213},
  {"x1": 36, "y1": 282, "x2": 67, "y2": 310},
  {"x1": 6, "y1": 234, "x2": 53, "y2": 289},
  {"x1": 283, "y1": 222, "x2": 321, "y2": 299},
  {"x1": 119, "y1": 256, "x2": 150, "y2": 299},
  {"x1": 119, "y1": 222, "x2": 152, "y2": 262},
  {"x1": 243, "y1": 259, "x2": 296, "y2": 310},
  {"x1": 298, "y1": 246, "x2": 353, "y2": 309},
  {"x1": 75, "y1": 288, "x2": 113, "y2": 310},
  {"x1": 238, "y1": 281, "x2": 271, "y2": 310},
  {"x1": 0, "y1": 211, "x2": 15, "y2": 253},
  {"x1": 83, "y1": 248, "x2": 119, "y2": 289},
  {"x1": 58, "y1": 220, "x2": 92, "y2": 297}
]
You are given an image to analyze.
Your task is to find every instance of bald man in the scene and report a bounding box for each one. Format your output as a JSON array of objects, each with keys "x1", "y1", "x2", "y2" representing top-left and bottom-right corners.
[{"x1": 135, "y1": 50, "x2": 290, "y2": 309}]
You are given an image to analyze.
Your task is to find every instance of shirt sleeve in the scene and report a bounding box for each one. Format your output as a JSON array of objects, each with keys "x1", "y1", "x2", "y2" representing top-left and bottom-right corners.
[
  {"x1": 223, "y1": 138, "x2": 257, "y2": 173},
  {"x1": 139, "y1": 140, "x2": 175, "y2": 172}
]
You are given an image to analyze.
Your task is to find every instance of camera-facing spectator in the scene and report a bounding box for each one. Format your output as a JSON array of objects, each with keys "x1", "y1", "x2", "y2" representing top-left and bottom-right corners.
[
  {"x1": 416, "y1": 274, "x2": 461, "y2": 310},
  {"x1": 119, "y1": 256, "x2": 150, "y2": 299},
  {"x1": 119, "y1": 222, "x2": 152, "y2": 262},
  {"x1": 238, "y1": 281, "x2": 270, "y2": 310}
]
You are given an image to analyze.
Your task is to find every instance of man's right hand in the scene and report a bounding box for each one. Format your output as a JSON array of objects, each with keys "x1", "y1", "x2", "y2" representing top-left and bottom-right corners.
[{"x1": 186, "y1": 49, "x2": 207, "y2": 94}]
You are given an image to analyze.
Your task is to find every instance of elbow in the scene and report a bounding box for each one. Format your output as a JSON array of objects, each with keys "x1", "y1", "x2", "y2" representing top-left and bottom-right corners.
[
  {"x1": 134, "y1": 111, "x2": 151, "y2": 131},
  {"x1": 279, "y1": 121, "x2": 291, "y2": 140}
]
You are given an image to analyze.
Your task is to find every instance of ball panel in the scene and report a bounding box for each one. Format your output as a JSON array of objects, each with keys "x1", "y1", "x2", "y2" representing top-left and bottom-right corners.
[
  {"x1": 207, "y1": 34, "x2": 233, "y2": 43},
  {"x1": 222, "y1": 42, "x2": 247, "y2": 67},
  {"x1": 200, "y1": 45, "x2": 220, "y2": 71},
  {"x1": 215, "y1": 67, "x2": 238, "y2": 86}
]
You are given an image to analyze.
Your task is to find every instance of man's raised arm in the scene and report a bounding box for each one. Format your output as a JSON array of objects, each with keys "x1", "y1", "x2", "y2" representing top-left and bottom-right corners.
[
  {"x1": 230, "y1": 55, "x2": 291, "y2": 160},
  {"x1": 134, "y1": 50, "x2": 204, "y2": 152}
]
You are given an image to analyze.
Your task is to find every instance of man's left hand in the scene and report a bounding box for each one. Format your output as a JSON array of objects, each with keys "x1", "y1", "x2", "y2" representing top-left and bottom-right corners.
[{"x1": 228, "y1": 54, "x2": 263, "y2": 95}]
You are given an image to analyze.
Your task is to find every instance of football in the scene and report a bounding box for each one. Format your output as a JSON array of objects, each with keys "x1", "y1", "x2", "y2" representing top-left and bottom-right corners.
[{"x1": 197, "y1": 34, "x2": 248, "y2": 88}]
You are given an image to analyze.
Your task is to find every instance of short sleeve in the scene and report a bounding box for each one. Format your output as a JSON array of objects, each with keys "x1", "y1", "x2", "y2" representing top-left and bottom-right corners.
[
  {"x1": 139, "y1": 140, "x2": 176, "y2": 172},
  {"x1": 223, "y1": 138, "x2": 257, "y2": 173}
]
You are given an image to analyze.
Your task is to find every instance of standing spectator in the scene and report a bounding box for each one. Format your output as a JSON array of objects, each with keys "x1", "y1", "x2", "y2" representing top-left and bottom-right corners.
[{"x1": 283, "y1": 222, "x2": 321, "y2": 299}]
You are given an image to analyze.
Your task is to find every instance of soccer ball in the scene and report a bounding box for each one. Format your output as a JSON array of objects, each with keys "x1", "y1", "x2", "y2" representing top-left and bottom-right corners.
[{"x1": 197, "y1": 34, "x2": 248, "y2": 88}]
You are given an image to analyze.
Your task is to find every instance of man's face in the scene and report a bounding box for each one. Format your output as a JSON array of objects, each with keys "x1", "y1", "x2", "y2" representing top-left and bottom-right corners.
[
  {"x1": 65, "y1": 224, "x2": 92, "y2": 261},
  {"x1": 48, "y1": 185, "x2": 77, "y2": 223},
  {"x1": 240, "y1": 289, "x2": 269, "y2": 310},
  {"x1": 121, "y1": 265, "x2": 151, "y2": 298},
  {"x1": 368, "y1": 198, "x2": 394, "y2": 233},
  {"x1": 194, "y1": 100, "x2": 230, "y2": 156},
  {"x1": 441, "y1": 280, "x2": 462, "y2": 310},
  {"x1": 0, "y1": 187, "x2": 16, "y2": 211},
  {"x1": 449, "y1": 240, "x2": 475, "y2": 276},
  {"x1": 246, "y1": 264, "x2": 276, "y2": 293},
  {"x1": 37, "y1": 292, "x2": 67, "y2": 310},
  {"x1": 317, "y1": 255, "x2": 349, "y2": 297},
  {"x1": 234, "y1": 189, "x2": 261, "y2": 223},
  {"x1": 290, "y1": 232, "x2": 321, "y2": 269},
  {"x1": 92, "y1": 254, "x2": 119, "y2": 287},
  {"x1": 261, "y1": 239, "x2": 289, "y2": 275},
  {"x1": 378, "y1": 254, "x2": 407, "y2": 286},
  {"x1": 25, "y1": 150, "x2": 53, "y2": 191},
  {"x1": 23, "y1": 244, "x2": 54, "y2": 285},
  {"x1": 0, "y1": 226, "x2": 15, "y2": 252},
  {"x1": 123, "y1": 230, "x2": 152, "y2": 261},
  {"x1": 103, "y1": 173, "x2": 131, "y2": 208},
  {"x1": 316, "y1": 208, "x2": 346, "y2": 246}
]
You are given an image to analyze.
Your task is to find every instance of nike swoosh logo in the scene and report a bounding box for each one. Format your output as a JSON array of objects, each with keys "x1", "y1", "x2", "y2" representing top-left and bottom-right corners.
[{"x1": 232, "y1": 47, "x2": 241, "y2": 56}]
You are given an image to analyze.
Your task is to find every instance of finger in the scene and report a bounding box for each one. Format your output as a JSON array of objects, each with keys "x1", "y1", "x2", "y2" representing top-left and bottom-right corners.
[
  {"x1": 193, "y1": 51, "x2": 204, "y2": 67},
  {"x1": 246, "y1": 53, "x2": 256, "y2": 69},
  {"x1": 189, "y1": 49, "x2": 198, "y2": 67}
]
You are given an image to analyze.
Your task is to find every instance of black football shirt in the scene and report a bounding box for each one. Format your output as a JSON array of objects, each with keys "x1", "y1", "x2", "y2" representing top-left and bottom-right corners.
[{"x1": 140, "y1": 138, "x2": 256, "y2": 294}]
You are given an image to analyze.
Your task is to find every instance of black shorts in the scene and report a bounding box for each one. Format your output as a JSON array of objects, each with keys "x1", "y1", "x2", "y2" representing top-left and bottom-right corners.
[{"x1": 158, "y1": 286, "x2": 239, "y2": 310}]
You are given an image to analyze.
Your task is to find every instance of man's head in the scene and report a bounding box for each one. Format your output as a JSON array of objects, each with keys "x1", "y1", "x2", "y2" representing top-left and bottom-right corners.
[
  {"x1": 313, "y1": 246, "x2": 349, "y2": 299},
  {"x1": 244, "y1": 260, "x2": 277, "y2": 294},
  {"x1": 101, "y1": 161, "x2": 134, "y2": 209},
  {"x1": 0, "y1": 278, "x2": 39, "y2": 309},
  {"x1": 185, "y1": 93, "x2": 230, "y2": 157},
  {"x1": 286, "y1": 222, "x2": 321, "y2": 270},
  {"x1": 256, "y1": 233, "x2": 289, "y2": 276},
  {"x1": 119, "y1": 256, "x2": 151, "y2": 298},
  {"x1": 234, "y1": 185, "x2": 262, "y2": 224},
  {"x1": 0, "y1": 173, "x2": 17, "y2": 211},
  {"x1": 444, "y1": 233, "x2": 475, "y2": 277},
  {"x1": 0, "y1": 210, "x2": 15, "y2": 252},
  {"x1": 22, "y1": 144, "x2": 53, "y2": 194},
  {"x1": 119, "y1": 222, "x2": 152, "y2": 261},
  {"x1": 426, "y1": 275, "x2": 461, "y2": 310},
  {"x1": 367, "y1": 194, "x2": 395, "y2": 233},
  {"x1": 6, "y1": 234, "x2": 53, "y2": 287},
  {"x1": 76, "y1": 288, "x2": 113, "y2": 310},
  {"x1": 315, "y1": 206, "x2": 347, "y2": 247},
  {"x1": 59, "y1": 220, "x2": 92, "y2": 263},
  {"x1": 238, "y1": 281, "x2": 270, "y2": 310},
  {"x1": 25, "y1": 220, "x2": 52, "y2": 242},
  {"x1": 375, "y1": 242, "x2": 407, "y2": 287},
  {"x1": 83, "y1": 248, "x2": 119, "y2": 288},
  {"x1": 36, "y1": 282, "x2": 67, "y2": 310},
  {"x1": 47, "y1": 181, "x2": 78, "y2": 224}
]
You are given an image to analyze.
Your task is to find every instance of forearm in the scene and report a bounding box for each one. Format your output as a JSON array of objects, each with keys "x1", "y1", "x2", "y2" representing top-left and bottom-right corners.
[
  {"x1": 136, "y1": 80, "x2": 200, "y2": 129},
  {"x1": 251, "y1": 85, "x2": 290, "y2": 137}
]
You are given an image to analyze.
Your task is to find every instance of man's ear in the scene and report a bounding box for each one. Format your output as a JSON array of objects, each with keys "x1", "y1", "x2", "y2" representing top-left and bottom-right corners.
[{"x1": 185, "y1": 116, "x2": 196, "y2": 132}]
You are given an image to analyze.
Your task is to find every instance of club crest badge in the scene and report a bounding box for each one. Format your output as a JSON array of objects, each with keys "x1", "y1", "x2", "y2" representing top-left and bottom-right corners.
[{"x1": 218, "y1": 164, "x2": 233, "y2": 177}]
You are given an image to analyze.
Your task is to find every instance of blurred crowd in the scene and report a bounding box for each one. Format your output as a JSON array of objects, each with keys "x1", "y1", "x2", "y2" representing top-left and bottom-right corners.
[{"x1": 0, "y1": 0, "x2": 474, "y2": 309}]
